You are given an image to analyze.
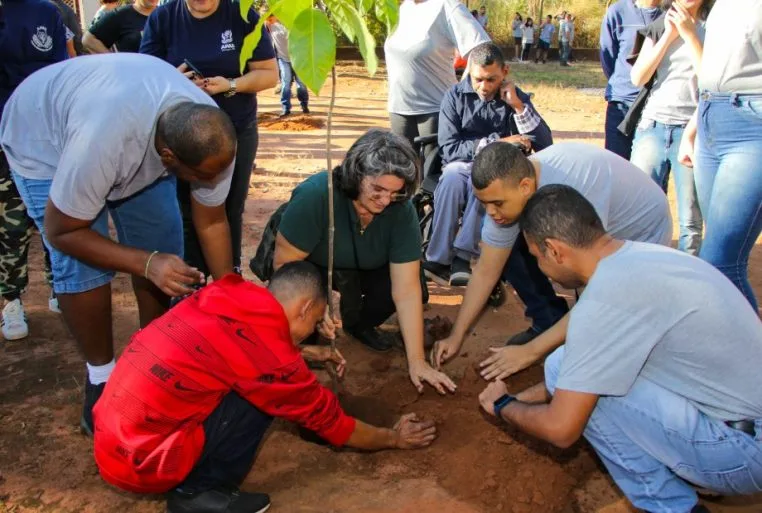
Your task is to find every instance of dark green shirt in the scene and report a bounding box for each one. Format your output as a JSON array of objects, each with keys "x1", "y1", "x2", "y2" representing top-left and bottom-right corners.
[{"x1": 278, "y1": 172, "x2": 422, "y2": 270}]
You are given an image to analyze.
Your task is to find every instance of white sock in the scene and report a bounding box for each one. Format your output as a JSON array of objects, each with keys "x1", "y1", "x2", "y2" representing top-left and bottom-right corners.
[{"x1": 87, "y1": 359, "x2": 115, "y2": 385}]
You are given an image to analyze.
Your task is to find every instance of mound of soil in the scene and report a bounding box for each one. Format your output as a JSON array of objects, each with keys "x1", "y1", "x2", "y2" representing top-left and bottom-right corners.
[{"x1": 257, "y1": 112, "x2": 325, "y2": 131}]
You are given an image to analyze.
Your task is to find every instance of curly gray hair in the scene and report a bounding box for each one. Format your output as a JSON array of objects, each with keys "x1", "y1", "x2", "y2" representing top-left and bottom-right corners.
[{"x1": 333, "y1": 129, "x2": 420, "y2": 200}]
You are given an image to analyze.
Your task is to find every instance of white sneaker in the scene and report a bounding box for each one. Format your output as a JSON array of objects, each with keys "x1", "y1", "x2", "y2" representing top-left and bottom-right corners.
[
  {"x1": 48, "y1": 292, "x2": 61, "y2": 314},
  {"x1": 2, "y1": 299, "x2": 29, "y2": 340}
]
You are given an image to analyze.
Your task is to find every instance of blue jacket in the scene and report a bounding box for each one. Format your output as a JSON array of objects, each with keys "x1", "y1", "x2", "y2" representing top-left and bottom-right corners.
[
  {"x1": 0, "y1": 0, "x2": 67, "y2": 118},
  {"x1": 600, "y1": 0, "x2": 662, "y2": 104},
  {"x1": 438, "y1": 77, "x2": 553, "y2": 166}
]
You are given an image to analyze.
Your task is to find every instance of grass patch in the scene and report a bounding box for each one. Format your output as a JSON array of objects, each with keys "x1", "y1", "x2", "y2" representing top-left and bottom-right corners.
[{"x1": 510, "y1": 61, "x2": 607, "y2": 89}]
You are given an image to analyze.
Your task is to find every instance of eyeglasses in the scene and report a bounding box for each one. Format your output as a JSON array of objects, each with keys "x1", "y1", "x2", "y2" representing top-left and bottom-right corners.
[{"x1": 364, "y1": 180, "x2": 408, "y2": 203}]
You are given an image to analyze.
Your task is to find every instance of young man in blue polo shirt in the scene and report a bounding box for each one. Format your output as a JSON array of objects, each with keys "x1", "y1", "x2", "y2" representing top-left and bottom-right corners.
[
  {"x1": 600, "y1": 0, "x2": 662, "y2": 159},
  {"x1": 0, "y1": 0, "x2": 68, "y2": 341}
]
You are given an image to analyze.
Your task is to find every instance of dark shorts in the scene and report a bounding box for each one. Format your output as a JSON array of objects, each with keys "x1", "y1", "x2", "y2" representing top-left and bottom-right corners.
[
  {"x1": 538, "y1": 40, "x2": 550, "y2": 50},
  {"x1": 514, "y1": 37, "x2": 522, "y2": 46}
]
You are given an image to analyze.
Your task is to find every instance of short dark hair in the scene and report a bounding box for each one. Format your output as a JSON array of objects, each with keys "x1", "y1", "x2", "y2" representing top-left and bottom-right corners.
[
  {"x1": 661, "y1": 0, "x2": 713, "y2": 20},
  {"x1": 469, "y1": 42, "x2": 506, "y2": 69},
  {"x1": 333, "y1": 129, "x2": 419, "y2": 200},
  {"x1": 470, "y1": 9, "x2": 478, "y2": 17},
  {"x1": 520, "y1": 184, "x2": 605, "y2": 253},
  {"x1": 268, "y1": 261, "x2": 328, "y2": 304},
  {"x1": 471, "y1": 142, "x2": 535, "y2": 190},
  {"x1": 158, "y1": 102, "x2": 236, "y2": 167}
]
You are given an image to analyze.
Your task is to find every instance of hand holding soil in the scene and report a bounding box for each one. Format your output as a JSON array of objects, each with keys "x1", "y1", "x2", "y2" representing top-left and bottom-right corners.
[
  {"x1": 479, "y1": 344, "x2": 537, "y2": 381},
  {"x1": 478, "y1": 379, "x2": 509, "y2": 417},
  {"x1": 393, "y1": 413, "x2": 437, "y2": 449},
  {"x1": 145, "y1": 253, "x2": 204, "y2": 297}
]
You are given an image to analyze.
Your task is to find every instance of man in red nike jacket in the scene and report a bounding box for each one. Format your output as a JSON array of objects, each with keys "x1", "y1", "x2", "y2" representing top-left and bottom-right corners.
[{"x1": 93, "y1": 261, "x2": 437, "y2": 513}]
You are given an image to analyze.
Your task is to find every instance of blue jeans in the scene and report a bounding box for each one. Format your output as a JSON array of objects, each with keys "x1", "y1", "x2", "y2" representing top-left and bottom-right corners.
[
  {"x1": 277, "y1": 57, "x2": 308, "y2": 112},
  {"x1": 695, "y1": 92, "x2": 762, "y2": 310},
  {"x1": 11, "y1": 173, "x2": 183, "y2": 294},
  {"x1": 546, "y1": 347, "x2": 762, "y2": 513},
  {"x1": 605, "y1": 101, "x2": 634, "y2": 160},
  {"x1": 559, "y1": 41, "x2": 571, "y2": 65},
  {"x1": 631, "y1": 120, "x2": 702, "y2": 255}
]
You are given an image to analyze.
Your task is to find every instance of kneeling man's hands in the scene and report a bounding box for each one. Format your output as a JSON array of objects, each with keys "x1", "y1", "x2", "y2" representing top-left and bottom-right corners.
[
  {"x1": 393, "y1": 413, "x2": 437, "y2": 449},
  {"x1": 478, "y1": 379, "x2": 509, "y2": 417},
  {"x1": 302, "y1": 346, "x2": 347, "y2": 378},
  {"x1": 409, "y1": 360, "x2": 457, "y2": 395},
  {"x1": 479, "y1": 345, "x2": 536, "y2": 381},
  {"x1": 146, "y1": 253, "x2": 205, "y2": 297},
  {"x1": 317, "y1": 291, "x2": 343, "y2": 339}
]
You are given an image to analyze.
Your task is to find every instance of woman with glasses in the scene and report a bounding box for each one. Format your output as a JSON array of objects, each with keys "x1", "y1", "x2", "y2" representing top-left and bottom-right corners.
[{"x1": 272, "y1": 130, "x2": 457, "y2": 395}]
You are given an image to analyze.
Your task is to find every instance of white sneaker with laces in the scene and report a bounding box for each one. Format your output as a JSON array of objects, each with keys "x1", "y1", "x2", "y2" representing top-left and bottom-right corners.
[{"x1": 2, "y1": 299, "x2": 29, "y2": 340}]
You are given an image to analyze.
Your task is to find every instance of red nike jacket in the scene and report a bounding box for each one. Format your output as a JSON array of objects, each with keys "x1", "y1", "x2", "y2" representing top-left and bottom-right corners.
[{"x1": 93, "y1": 274, "x2": 356, "y2": 493}]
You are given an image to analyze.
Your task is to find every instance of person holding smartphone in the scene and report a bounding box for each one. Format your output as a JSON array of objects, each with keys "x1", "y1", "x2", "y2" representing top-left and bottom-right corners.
[{"x1": 140, "y1": 0, "x2": 278, "y2": 276}]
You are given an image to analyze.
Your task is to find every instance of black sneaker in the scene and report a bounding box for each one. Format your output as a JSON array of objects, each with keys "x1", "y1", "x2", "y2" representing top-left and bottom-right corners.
[
  {"x1": 80, "y1": 377, "x2": 106, "y2": 436},
  {"x1": 167, "y1": 488, "x2": 271, "y2": 513},
  {"x1": 505, "y1": 328, "x2": 539, "y2": 346},
  {"x1": 301, "y1": 106, "x2": 310, "y2": 114},
  {"x1": 422, "y1": 260, "x2": 451, "y2": 286},
  {"x1": 449, "y1": 257, "x2": 471, "y2": 287},
  {"x1": 346, "y1": 327, "x2": 393, "y2": 352}
]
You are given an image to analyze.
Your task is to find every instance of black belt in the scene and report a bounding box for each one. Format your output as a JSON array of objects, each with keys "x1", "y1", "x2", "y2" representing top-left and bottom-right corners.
[{"x1": 726, "y1": 420, "x2": 757, "y2": 437}]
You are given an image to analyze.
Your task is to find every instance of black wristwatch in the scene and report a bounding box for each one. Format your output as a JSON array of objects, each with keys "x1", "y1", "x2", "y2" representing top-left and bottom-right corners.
[{"x1": 493, "y1": 393, "x2": 516, "y2": 417}]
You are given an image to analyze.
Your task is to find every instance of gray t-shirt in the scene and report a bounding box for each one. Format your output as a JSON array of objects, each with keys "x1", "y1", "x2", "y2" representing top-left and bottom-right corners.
[
  {"x1": 557, "y1": 241, "x2": 762, "y2": 421},
  {"x1": 268, "y1": 21, "x2": 289, "y2": 62},
  {"x1": 0, "y1": 53, "x2": 233, "y2": 221},
  {"x1": 641, "y1": 23, "x2": 705, "y2": 126},
  {"x1": 384, "y1": 0, "x2": 489, "y2": 116},
  {"x1": 482, "y1": 143, "x2": 672, "y2": 249},
  {"x1": 699, "y1": 0, "x2": 762, "y2": 94}
]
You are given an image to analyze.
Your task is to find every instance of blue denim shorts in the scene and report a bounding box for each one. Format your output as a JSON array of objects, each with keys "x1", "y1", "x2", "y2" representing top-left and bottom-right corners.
[{"x1": 11, "y1": 172, "x2": 183, "y2": 294}]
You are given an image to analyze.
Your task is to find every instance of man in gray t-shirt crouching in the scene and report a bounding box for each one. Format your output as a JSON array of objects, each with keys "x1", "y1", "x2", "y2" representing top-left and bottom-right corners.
[
  {"x1": 0, "y1": 54, "x2": 237, "y2": 435},
  {"x1": 479, "y1": 185, "x2": 762, "y2": 513},
  {"x1": 432, "y1": 142, "x2": 671, "y2": 378}
]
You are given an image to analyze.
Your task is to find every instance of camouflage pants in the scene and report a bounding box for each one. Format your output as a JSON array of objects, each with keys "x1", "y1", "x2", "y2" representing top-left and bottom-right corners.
[{"x1": 0, "y1": 151, "x2": 53, "y2": 299}]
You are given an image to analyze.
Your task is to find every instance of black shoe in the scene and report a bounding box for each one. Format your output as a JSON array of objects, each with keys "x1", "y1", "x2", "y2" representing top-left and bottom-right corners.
[
  {"x1": 278, "y1": 109, "x2": 290, "y2": 118},
  {"x1": 486, "y1": 282, "x2": 506, "y2": 307},
  {"x1": 347, "y1": 327, "x2": 393, "y2": 352},
  {"x1": 691, "y1": 506, "x2": 711, "y2": 513},
  {"x1": 167, "y1": 488, "x2": 271, "y2": 513},
  {"x1": 449, "y1": 257, "x2": 471, "y2": 287},
  {"x1": 80, "y1": 377, "x2": 106, "y2": 436},
  {"x1": 301, "y1": 106, "x2": 310, "y2": 114},
  {"x1": 422, "y1": 260, "x2": 450, "y2": 286},
  {"x1": 505, "y1": 328, "x2": 539, "y2": 346}
]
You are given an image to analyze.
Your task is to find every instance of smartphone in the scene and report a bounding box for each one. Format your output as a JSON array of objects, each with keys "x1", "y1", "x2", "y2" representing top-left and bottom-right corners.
[{"x1": 183, "y1": 59, "x2": 204, "y2": 79}]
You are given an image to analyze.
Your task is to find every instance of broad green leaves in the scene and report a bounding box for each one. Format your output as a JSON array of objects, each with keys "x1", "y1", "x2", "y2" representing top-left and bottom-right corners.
[
  {"x1": 289, "y1": 8, "x2": 336, "y2": 94},
  {"x1": 237, "y1": 0, "x2": 398, "y2": 90}
]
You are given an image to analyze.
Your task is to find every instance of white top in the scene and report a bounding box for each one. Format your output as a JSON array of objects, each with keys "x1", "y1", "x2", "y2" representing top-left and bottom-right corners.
[
  {"x1": 559, "y1": 241, "x2": 762, "y2": 421},
  {"x1": 481, "y1": 143, "x2": 672, "y2": 250},
  {"x1": 0, "y1": 54, "x2": 233, "y2": 221},
  {"x1": 699, "y1": 0, "x2": 762, "y2": 94},
  {"x1": 384, "y1": 0, "x2": 490, "y2": 115},
  {"x1": 522, "y1": 25, "x2": 535, "y2": 44}
]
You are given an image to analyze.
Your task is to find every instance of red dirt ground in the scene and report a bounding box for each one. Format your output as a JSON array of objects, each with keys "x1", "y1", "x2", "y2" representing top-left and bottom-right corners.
[{"x1": 1, "y1": 64, "x2": 760, "y2": 513}]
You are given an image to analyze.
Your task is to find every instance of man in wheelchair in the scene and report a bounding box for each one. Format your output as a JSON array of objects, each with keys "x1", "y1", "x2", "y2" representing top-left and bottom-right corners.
[{"x1": 421, "y1": 42, "x2": 553, "y2": 289}]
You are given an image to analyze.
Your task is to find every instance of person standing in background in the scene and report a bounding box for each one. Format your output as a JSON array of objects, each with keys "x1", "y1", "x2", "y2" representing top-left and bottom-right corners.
[
  {"x1": 679, "y1": 0, "x2": 762, "y2": 311},
  {"x1": 89, "y1": 0, "x2": 121, "y2": 27},
  {"x1": 83, "y1": 0, "x2": 157, "y2": 53},
  {"x1": 559, "y1": 13, "x2": 573, "y2": 66},
  {"x1": 600, "y1": 0, "x2": 662, "y2": 159},
  {"x1": 266, "y1": 15, "x2": 309, "y2": 117},
  {"x1": 0, "y1": 0, "x2": 68, "y2": 341},
  {"x1": 477, "y1": 5, "x2": 487, "y2": 29},
  {"x1": 535, "y1": 14, "x2": 554, "y2": 63},
  {"x1": 384, "y1": 0, "x2": 489, "y2": 164},
  {"x1": 511, "y1": 13, "x2": 523, "y2": 61},
  {"x1": 521, "y1": 17, "x2": 535, "y2": 62},
  {"x1": 50, "y1": 0, "x2": 84, "y2": 56},
  {"x1": 140, "y1": 0, "x2": 278, "y2": 276}
]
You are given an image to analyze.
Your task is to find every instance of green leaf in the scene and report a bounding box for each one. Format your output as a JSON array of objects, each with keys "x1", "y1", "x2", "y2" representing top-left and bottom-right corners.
[
  {"x1": 343, "y1": 4, "x2": 377, "y2": 75},
  {"x1": 239, "y1": 15, "x2": 267, "y2": 74},
  {"x1": 356, "y1": 0, "x2": 373, "y2": 15},
  {"x1": 375, "y1": 0, "x2": 399, "y2": 35},
  {"x1": 326, "y1": 0, "x2": 357, "y2": 43},
  {"x1": 289, "y1": 8, "x2": 336, "y2": 95},
  {"x1": 271, "y1": 0, "x2": 311, "y2": 29},
  {"x1": 239, "y1": 0, "x2": 254, "y2": 22}
]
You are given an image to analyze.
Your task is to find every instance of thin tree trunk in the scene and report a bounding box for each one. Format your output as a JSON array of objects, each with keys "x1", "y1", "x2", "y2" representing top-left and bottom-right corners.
[{"x1": 325, "y1": 66, "x2": 340, "y2": 390}]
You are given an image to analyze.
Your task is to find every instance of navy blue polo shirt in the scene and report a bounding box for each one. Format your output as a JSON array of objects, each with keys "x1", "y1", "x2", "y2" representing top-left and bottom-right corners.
[
  {"x1": 0, "y1": 0, "x2": 67, "y2": 117},
  {"x1": 140, "y1": 0, "x2": 275, "y2": 130}
]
